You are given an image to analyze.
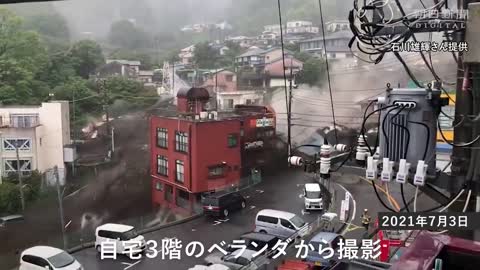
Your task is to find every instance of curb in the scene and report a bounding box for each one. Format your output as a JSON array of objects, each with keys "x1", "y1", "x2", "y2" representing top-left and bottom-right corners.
[{"x1": 68, "y1": 213, "x2": 203, "y2": 254}]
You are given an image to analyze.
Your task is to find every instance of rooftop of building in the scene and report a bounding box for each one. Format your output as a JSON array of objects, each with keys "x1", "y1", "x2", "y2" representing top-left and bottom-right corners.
[
  {"x1": 106, "y1": 59, "x2": 141, "y2": 66},
  {"x1": 300, "y1": 30, "x2": 353, "y2": 42},
  {"x1": 151, "y1": 105, "x2": 275, "y2": 123}
]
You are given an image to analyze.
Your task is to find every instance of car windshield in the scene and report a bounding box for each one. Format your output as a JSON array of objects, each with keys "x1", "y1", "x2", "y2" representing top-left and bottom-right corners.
[
  {"x1": 290, "y1": 215, "x2": 306, "y2": 228},
  {"x1": 121, "y1": 229, "x2": 138, "y2": 240},
  {"x1": 306, "y1": 191, "x2": 321, "y2": 198},
  {"x1": 202, "y1": 196, "x2": 219, "y2": 206},
  {"x1": 48, "y1": 252, "x2": 75, "y2": 268}
]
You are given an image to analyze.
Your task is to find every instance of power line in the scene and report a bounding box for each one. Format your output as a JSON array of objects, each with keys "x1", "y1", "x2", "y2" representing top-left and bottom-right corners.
[
  {"x1": 276, "y1": 0, "x2": 291, "y2": 157},
  {"x1": 318, "y1": 0, "x2": 338, "y2": 143}
]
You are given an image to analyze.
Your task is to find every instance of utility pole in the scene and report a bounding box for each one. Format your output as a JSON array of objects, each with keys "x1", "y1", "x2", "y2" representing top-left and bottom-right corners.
[
  {"x1": 215, "y1": 66, "x2": 219, "y2": 110},
  {"x1": 111, "y1": 127, "x2": 115, "y2": 153},
  {"x1": 54, "y1": 165, "x2": 67, "y2": 249},
  {"x1": 15, "y1": 141, "x2": 25, "y2": 212},
  {"x1": 72, "y1": 85, "x2": 76, "y2": 177},
  {"x1": 100, "y1": 79, "x2": 110, "y2": 134},
  {"x1": 172, "y1": 62, "x2": 175, "y2": 95},
  {"x1": 287, "y1": 58, "x2": 294, "y2": 157}
]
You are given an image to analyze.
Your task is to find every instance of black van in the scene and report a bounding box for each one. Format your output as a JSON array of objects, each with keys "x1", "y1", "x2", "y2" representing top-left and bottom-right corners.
[{"x1": 201, "y1": 191, "x2": 246, "y2": 217}]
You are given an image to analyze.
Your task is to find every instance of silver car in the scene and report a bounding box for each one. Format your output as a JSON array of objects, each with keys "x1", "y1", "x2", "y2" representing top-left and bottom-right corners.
[{"x1": 205, "y1": 249, "x2": 264, "y2": 270}]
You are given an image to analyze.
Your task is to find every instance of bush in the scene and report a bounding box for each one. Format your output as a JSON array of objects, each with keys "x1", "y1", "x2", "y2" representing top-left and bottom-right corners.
[
  {"x1": 0, "y1": 171, "x2": 43, "y2": 214},
  {"x1": 0, "y1": 182, "x2": 21, "y2": 215}
]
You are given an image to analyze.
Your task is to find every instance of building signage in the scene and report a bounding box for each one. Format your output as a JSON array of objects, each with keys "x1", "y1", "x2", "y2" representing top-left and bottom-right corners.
[
  {"x1": 256, "y1": 117, "x2": 274, "y2": 127},
  {"x1": 245, "y1": 141, "x2": 264, "y2": 150}
]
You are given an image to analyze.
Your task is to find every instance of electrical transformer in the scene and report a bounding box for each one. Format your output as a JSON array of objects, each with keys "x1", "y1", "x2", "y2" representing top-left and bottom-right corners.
[{"x1": 378, "y1": 88, "x2": 443, "y2": 176}]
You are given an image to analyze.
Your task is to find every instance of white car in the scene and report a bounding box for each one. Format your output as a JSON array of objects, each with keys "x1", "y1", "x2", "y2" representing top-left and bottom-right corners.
[
  {"x1": 19, "y1": 246, "x2": 83, "y2": 270},
  {"x1": 189, "y1": 264, "x2": 230, "y2": 270},
  {"x1": 304, "y1": 183, "x2": 323, "y2": 210},
  {"x1": 95, "y1": 223, "x2": 146, "y2": 255},
  {"x1": 205, "y1": 249, "x2": 262, "y2": 270}
]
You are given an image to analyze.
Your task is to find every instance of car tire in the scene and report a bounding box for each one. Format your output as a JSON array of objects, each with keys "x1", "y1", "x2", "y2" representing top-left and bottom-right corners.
[
  {"x1": 241, "y1": 201, "x2": 246, "y2": 209},
  {"x1": 223, "y1": 209, "x2": 229, "y2": 217},
  {"x1": 259, "y1": 230, "x2": 267, "y2": 234}
]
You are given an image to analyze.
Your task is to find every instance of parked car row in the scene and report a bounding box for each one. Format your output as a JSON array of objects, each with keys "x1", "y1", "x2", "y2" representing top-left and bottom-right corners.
[
  {"x1": 190, "y1": 208, "x2": 310, "y2": 270},
  {"x1": 18, "y1": 221, "x2": 147, "y2": 269}
]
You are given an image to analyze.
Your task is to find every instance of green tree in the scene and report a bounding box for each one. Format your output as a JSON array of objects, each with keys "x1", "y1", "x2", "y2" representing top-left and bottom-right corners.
[
  {"x1": 109, "y1": 20, "x2": 152, "y2": 50},
  {"x1": 217, "y1": 41, "x2": 244, "y2": 68},
  {"x1": 68, "y1": 40, "x2": 105, "y2": 79},
  {"x1": 0, "y1": 8, "x2": 49, "y2": 105},
  {"x1": 52, "y1": 77, "x2": 102, "y2": 125},
  {"x1": 193, "y1": 42, "x2": 219, "y2": 69},
  {"x1": 294, "y1": 51, "x2": 313, "y2": 63},
  {"x1": 297, "y1": 57, "x2": 326, "y2": 86}
]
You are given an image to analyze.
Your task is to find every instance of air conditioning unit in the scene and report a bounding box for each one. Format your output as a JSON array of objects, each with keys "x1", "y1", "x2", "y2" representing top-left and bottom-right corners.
[
  {"x1": 200, "y1": 112, "x2": 208, "y2": 119},
  {"x1": 211, "y1": 111, "x2": 218, "y2": 120},
  {"x1": 208, "y1": 113, "x2": 215, "y2": 120},
  {"x1": 195, "y1": 114, "x2": 200, "y2": 120}
]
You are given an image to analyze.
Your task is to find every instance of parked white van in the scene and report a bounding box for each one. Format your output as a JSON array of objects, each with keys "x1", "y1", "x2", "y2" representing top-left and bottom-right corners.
[
  {"x1": 95, "y1": 223, "x2": 146, "y2": 255},
  {"x1": 254, "y1": 209, "x2": 309, "y2": 239},
  {"x1": 304, "y1": 183, "x2": 323, "y2": 210},
  {"x1": 19, "y1": 246, "x2": 83, "y2": 270}
]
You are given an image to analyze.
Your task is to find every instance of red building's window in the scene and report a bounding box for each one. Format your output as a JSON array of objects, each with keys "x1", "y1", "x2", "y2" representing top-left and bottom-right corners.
[
  {"x1": 208, "y1": 165, "x2": 225, "y2": 178},
  {"x1": 165, "y1": 184, "x2": 173, "y2": 202},
  {"x1": 156, "y1": 128, "x2": 168, "y2": 148},
  {"x1": 176, "y1": 189, "x2": 190, "y2": 208},
  {"x1": 157, "y1": 155, "x2": 168, "y2": 176},
  {"x1": 228, "y1": 134, "x2": 238, "y2": 148},
  {"x1": 175, "y1": 160, "x2": 185, "y2": 183},
  {"x1": 175, "y1": 131, "x2": 189, "y2": 153}
]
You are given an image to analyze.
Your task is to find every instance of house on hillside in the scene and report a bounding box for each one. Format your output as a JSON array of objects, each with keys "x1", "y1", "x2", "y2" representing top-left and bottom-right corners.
[
  {"x1": 299, "y1": 30, "x2": 355, "y2": 59},
  {"x1": 138, "y1": 70, "x2": 154, "y2": 83},
  {"x1": 286, "y1": 21, "x2": 319, "y2": 35},
  {"x1": 179, "y1": 45, "x2": 195, "y2": 65},
  {"x1": 325, "y1": 20, "x2": 350, "y2": 33},
  {"x1": 226, "y1": 36, "x2": 256, "y2": 48},
  {"x1": 235, "y1": 47, "x2": 267, "y2": 68},
  {"x1": 264, "y1": 24, "x2": 283, "y2": 35},
  {"x1": 265, "y1": 56, "x2": 303, "y2": 87},
  {"x1": 201, "y1": 69, "x2": 264, "y2": 111},
  {"x1": 100, "y1": 59, "x2": 141, "y2": 77},
  {"x1": 235, "y1": 47, "x2": 302, "y2": 89}
]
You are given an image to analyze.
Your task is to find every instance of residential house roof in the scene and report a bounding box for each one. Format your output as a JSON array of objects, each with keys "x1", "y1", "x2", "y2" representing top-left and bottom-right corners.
[
  {"x1": 237, "y1": 48, "x2": 266, "y2": 58},
  {"x1": 106, "y1": 59, "x2": 141, "y2": 66},
  {"x1": 139, "y1": 70, "x2": 154, "y2": 76},
  {"x1": 181, "y1": 45, "x2": 195, "y2": 52},
  {"x1": 300, "y1": 30, "x2": 353, "y2": 42}
]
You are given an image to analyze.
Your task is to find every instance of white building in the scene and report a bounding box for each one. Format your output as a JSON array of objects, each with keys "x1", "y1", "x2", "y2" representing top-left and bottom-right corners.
[
  {"x1": 325, "y1": 20, "x2": 350, "y2": 33},
  {"x1": 0, "y1": 101, "x2": 72, "y2": 185},
  {"x1": 264, "y1": 24, "x2": 283, "y2": 35},
  {"x1": 286, "y1": 21, "x2": 319, "y2": 34},
  {"x1": 105, "y1": 59, "x2": 141, "y2": 76},
  {"x1": 179, "y1": 45, "x2": 195, "y2": 65},
  {"x1": 217, "y1": 90, "x2": 265, "y2": 111}
]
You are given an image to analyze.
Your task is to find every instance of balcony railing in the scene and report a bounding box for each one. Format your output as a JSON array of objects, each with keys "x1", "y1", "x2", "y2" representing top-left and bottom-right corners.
[{"x1": 6, "y1": 115, "x2": 40, "y2": 128}]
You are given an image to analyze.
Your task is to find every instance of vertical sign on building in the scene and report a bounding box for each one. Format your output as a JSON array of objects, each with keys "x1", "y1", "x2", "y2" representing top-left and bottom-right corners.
[{"x1": 340, "y1": 200, "x2": 346, "y2": 221}]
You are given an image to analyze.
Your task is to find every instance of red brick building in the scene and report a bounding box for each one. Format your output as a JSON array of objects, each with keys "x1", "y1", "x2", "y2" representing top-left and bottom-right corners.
[{"x1": 150, "y1": 87, "x2": 275, "y2": 213}]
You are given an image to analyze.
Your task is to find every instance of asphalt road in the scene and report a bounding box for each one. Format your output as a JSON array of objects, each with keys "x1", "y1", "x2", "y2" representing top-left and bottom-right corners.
[{"x1": 71, "y1": 166, "x2": 406, "y2": 270}]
